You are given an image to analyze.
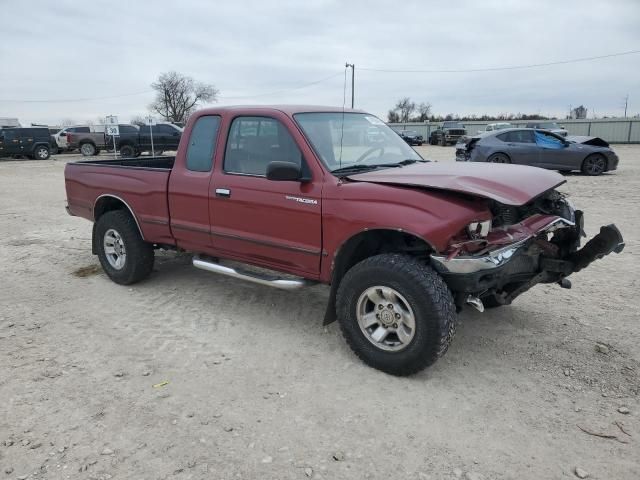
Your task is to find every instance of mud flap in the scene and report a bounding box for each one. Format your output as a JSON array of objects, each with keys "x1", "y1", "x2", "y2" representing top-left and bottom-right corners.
[{"x1": 91, "y1": 222, "x2": 98, "y2": 255}]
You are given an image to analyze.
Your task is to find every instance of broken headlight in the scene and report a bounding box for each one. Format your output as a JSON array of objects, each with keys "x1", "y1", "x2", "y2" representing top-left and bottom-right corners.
[{"x1": 467, "y1": 220, "x2": 491, "y2": 239}]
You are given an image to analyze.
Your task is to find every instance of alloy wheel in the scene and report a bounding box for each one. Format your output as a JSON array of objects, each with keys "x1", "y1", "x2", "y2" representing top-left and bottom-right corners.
[
  {"x1": 356, "y1": 286, "x2": 416, "y2": 352},
  {"x1": 103, "y1": 228, "x2": 127, "y2": 270}
]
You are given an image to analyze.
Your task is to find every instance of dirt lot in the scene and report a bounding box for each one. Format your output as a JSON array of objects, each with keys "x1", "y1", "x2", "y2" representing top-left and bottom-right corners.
[{"x1": 1, "y1": 146, "x2": 639, "y2": 480}]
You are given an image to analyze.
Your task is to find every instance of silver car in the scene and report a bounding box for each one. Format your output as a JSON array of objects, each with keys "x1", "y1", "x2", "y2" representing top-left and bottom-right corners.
[{"x1": 456, "y1": 128, "x2": 619, "y2": 175}]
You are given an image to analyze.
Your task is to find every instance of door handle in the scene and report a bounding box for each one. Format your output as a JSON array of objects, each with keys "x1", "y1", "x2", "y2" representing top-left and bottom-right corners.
[{"x1": 215, "y1": 188, "x2": 231, "y2": 198}]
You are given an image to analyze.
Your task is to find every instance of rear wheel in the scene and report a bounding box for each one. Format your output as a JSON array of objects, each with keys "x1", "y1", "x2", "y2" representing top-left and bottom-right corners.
[
  {"x1": 488, "y1": 153, "x2": 511, "y2": 163},
  {"x1": 336, "y1": 254, "x2": 457, "y2": 376},
  {"x1": 80, "y1": 143, "x2": 96, "y2": 156},
  {"x1": 581, "y1": 154, "x2": 607, "y2": 176},
  {"x1": 95, "y1": 210, "x2": 154, "y2": 285},
  {"x1": 34, "y1": 145, "x2": 50, "y2": 160},
  {"x1": 119, "y1": 144, "x2": 136, "y2": 157}
]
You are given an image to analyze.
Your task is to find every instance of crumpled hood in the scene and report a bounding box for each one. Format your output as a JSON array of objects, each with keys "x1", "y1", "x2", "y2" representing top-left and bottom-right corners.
[
  {"x1": 347, "y1": 162, "x2": 566, "y2": 206},
  {"x1": 566, "y1": 136, "x2": 610, "y2": 148}
]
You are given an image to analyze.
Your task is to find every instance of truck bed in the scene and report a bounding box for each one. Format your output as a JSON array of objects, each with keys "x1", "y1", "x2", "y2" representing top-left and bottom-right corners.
[{"x1": 64, "y1": 156, "x2": 176, "y2": 246}]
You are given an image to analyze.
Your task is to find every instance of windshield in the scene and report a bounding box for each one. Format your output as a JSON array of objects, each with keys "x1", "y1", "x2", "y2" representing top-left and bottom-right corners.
[
  {"x1": 443, "y1": 122, "x2": 463, "y2": 128},
  {"x1": 294, "y1": 112, "x2": 423, "y2": 172}
]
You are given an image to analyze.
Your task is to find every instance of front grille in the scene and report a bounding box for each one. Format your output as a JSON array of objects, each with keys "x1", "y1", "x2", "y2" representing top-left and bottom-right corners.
[{"x1": 447, "y1": 129, "x2": 466, "y2": 135}]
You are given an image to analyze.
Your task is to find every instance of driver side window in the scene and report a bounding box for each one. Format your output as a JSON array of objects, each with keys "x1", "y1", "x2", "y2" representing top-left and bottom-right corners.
[{"x1": 224, "y1": 116, "x2": 302, "y2": 176}]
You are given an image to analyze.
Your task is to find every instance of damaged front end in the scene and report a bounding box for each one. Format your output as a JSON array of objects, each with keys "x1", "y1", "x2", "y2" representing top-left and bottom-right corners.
[{"x1": 431, "y1": 191, "x2": 625, "y2": 311}]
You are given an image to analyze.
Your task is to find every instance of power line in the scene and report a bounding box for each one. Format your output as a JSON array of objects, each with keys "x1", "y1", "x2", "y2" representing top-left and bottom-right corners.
[
  {"x1": 358, "y1": 49, "x2": 640, "y2": 73},
  {"x1": 0, "y1": 72, "x2": 343, "y2": 104},
  {"x1": 218, "y1": 72, "x2": 343, "y2": 99}
]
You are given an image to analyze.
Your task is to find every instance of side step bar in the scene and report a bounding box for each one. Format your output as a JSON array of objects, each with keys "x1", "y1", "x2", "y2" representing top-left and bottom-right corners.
[{"x1": 192, "y1": 256, "x2": 310, "y2": 291}]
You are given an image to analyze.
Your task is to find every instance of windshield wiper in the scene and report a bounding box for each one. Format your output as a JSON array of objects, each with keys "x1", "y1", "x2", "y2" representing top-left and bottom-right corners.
[
  {"x1": 331, "y1": 159, "x2": 427, "y2": 175},
  {"x1": 331, "y1": 164, "x2": 399, "y2": 174},
  {"x1": 396, "y1": 158, "x2": 428, "y2": 165}
]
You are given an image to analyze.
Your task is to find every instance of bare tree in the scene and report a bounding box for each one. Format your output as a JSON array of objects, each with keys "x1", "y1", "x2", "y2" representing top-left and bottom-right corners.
[
  {"x1": 150, "y1": 71, "x2": 219, "y2": 123},
  {"x1": 415, "y1": 102, "x2": 432, "y2": 122},
  {"x1": 60, "y1": 118, "x2": 76, "y2": 126},
  {"x1": 387, "y1": 109, "x2": 400, "y2": 123},
  {"x1": 394, "y1": 98, "x2": 416, "y2": 123},
  {"x1": 130, "y1": 115, "x2": 148, "y2": 127}
]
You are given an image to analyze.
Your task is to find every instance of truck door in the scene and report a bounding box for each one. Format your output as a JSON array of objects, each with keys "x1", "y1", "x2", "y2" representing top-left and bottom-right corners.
[
  {"x1": 138, "y1": 125, "x2": 152, "y2": 152},
  {"x1": 167, "y1": 115, "x2": 221, "y2": 252},
  {"x1": 209, "y1": 114, "x2": 322, "y2": 276}
]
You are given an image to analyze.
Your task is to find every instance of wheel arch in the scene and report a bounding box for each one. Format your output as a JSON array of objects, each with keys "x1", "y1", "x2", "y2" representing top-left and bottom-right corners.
[
  {"x1": 323, "y1": 228, "x2": 435, "y2": 325},
  {"x1": 487, "y1": 151, "x2": 511, "y2": 162},
  {"x1": 92, "y1": 195, "x2": 145, "y2": 254}
]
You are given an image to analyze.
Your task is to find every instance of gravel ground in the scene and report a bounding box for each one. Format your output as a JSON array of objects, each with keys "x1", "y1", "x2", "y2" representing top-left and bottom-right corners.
[{"x1": 1, "y1": 146, "x2": 638, "y2": 480}]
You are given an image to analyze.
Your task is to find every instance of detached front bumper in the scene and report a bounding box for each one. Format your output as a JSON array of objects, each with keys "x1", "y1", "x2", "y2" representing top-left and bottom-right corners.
[{"x1": 431, "y1": 215, "x2": 624, "y2": 306}]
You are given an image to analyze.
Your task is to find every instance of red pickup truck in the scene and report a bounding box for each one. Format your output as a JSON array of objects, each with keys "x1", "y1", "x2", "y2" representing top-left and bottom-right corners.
[{"x1": 65, "y1": 106, "x2": 624, "y2": 375}]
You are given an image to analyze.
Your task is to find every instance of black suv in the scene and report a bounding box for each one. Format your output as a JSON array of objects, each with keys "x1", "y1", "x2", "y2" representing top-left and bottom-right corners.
[
  {"x1": 0, "y1": 127, "x2": 55, "y2": 160},
  {"x1": 429, "y1": 122, "x2": 467, "y2": 146}
]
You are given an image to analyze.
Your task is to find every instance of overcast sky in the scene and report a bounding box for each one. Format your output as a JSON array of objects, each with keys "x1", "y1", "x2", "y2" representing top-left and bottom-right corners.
[{"x1": 1, "y1": 0, "x2": 639, "y2": 126}]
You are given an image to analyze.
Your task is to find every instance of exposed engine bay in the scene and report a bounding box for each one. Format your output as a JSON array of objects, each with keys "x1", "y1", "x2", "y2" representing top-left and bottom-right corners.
[{"x1": 431, "y1": 189, "x2": 625, "y2": 310}]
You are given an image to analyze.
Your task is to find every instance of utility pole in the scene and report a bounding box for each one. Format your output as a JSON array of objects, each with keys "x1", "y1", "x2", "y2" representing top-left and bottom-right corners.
[
  {"x1": 345, "y1": 63, "x2": 355, "y2": 108},
  {"x1": 623, "y1": 94, "x2": 629, "y2": 118}
]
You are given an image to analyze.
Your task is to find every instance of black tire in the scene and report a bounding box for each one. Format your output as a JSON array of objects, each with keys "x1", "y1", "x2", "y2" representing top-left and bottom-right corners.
[
  {"x1": 80, "y1": 142, "x2": 96, "y2": 156},
  {"x1": 95, "y1": 210, "x2": 154, "y2": 285},
  {"x1": 33, "y1": 145, "x2": 50, "y2": 160},
  {"x1": 336, "y1": 254, "x2": 457, "y2": 376},
  {"x1": 559, "y1": 170, "x2": 572, "y2": 174},
  {"x1": 487, "y1": 153, "x2": 511, "y2": 164},
  {"x1": 119, "y1": 144, "x2": 136, "y2": 158},
  {"x1": 439, "y1": 136, "x2": 446, "y2": 146},
  {"x1": 581, "y1": 154, "x2": 607, "y2": 176}
]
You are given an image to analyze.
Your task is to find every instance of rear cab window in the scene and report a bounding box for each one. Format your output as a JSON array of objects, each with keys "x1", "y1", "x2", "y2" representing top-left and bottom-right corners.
[{"x1": 186, "y1": 115, "x2": 221, "y2": 172}]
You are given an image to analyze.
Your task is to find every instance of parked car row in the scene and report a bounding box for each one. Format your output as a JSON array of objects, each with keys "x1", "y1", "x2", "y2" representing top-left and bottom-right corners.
[{"x1": 65, "y1": 122, "x2": 182, "y2": 157}]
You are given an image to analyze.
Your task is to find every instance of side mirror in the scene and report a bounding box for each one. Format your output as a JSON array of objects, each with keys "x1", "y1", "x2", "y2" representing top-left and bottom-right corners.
[
  {"x1": 266, "y1": 161, "x2": 302, "y2": 181},
  {"x1": 60, "y1": 132, "x2": 67, "y2": 137}
]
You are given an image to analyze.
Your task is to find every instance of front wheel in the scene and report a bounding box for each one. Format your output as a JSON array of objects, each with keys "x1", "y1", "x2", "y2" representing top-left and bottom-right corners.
[
  {"x1": 95, "y1": 210, "x2": 154, "y2": 285},
  {"x1": 336, "y1": 254, "x2": 457, "y2": 376},
  {"x1": 581, "y1": 154, "x2": 607, "y2": 176}
]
